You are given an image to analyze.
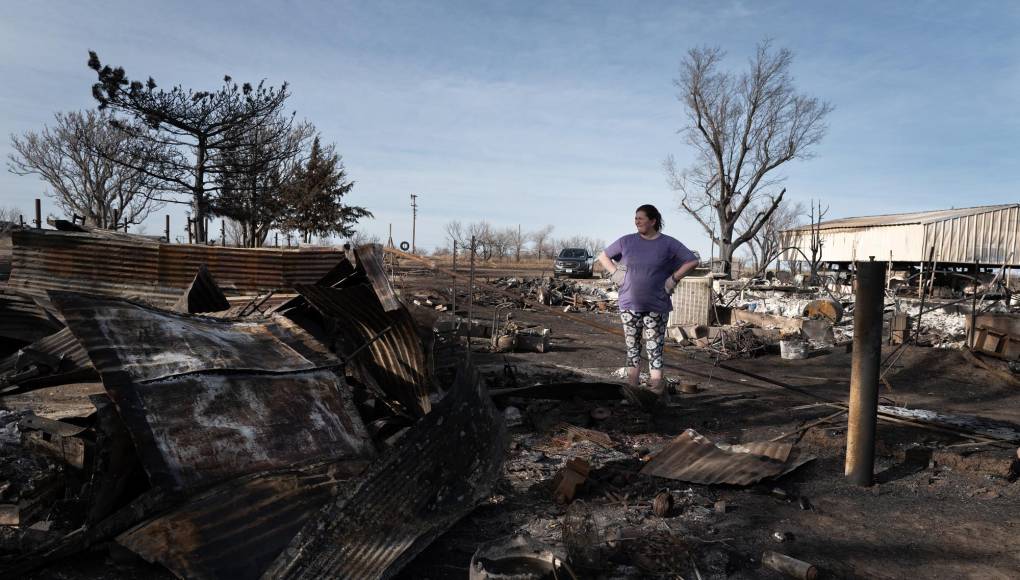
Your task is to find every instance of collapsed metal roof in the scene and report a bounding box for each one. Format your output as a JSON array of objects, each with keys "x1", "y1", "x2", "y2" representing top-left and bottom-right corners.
[
  {"x1": 295, "y1": 283, "x2": 433, "y2": 417},
  {"x1": 50, "y1": 291, "x2": 376, "y2": 491},
  {"x1": 264, "y1": 371, "x2": 506, "y2": 579}
]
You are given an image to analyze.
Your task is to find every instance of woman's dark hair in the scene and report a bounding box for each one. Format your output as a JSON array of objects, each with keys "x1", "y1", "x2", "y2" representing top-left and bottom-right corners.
[{"x1": 635, "y1": 204, "x2": 663, "y2": 231}]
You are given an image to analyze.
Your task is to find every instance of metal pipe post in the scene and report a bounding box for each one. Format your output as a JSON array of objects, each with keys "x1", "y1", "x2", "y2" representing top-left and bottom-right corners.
[
  {"x1": 34, "y1": 199, "x2": 41, "y2": 229},
  {"x1": 165, "y1": 215, "x2": 170, "y2": 243},
  {"x1": 452, "y1": 240, "x2": 458, "y2": 314},
  {"x1": 845, "y1": 259, "x2": 886, "y2": 486},
  {"x1": 467, "y1": 236, "x2": 476, "y2": 364}
]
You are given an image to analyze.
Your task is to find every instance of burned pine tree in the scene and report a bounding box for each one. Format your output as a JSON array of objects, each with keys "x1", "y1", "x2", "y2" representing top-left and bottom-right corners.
[
  {"x1": 87, "y1": 51, "x2": 290, "y2": 242},
  {"x1": 666, "y1": 41, "x2": 832, "y2": 278},
  {"x1": 210, "y1": 119, "x2": 315, "y2": 247}
]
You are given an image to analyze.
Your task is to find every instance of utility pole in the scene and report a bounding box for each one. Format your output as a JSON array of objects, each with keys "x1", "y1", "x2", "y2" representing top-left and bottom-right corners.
[{"x1": 410, "y1": 194, "x2": 419, "y2": 254}]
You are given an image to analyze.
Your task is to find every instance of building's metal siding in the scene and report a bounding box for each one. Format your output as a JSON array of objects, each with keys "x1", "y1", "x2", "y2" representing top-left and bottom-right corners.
[
  {"x1": 924, "y1": 204, "x2": 1020, "y2": 265},
  {"x1": 782, "y1": 204, "x2": 1020, "y2": 266}
]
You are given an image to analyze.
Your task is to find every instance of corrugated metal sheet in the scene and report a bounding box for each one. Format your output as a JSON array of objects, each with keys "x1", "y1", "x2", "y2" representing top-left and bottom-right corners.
[
  {"x1": 0, "y1": 327, "x2": 96, "y2": 391},
  {"x1": 264, "y1": 371, "x2": 507, "y2": 580},
  {"x1": 295, "y1": 283, "x2": 432, "y2": 417},
  {"x1": 51, "y1": 291, "x2": 375, "y2": 492},
  {"x1": 781, "y1": 203, "x2": 1020, "y2": 265},
  {"x1": 8, "y1": 229, "x2": 346, "y2": 308},
  {"x1": 668, "y1": 276, "x2": 713, "y2": 328},
  {"x1": 116, "y1": 458, "x2": 371, "y2": 580},
  {"x1": 640, "y1": 429, "x2": 812, "y2": 485},
  {"x1": 356, "y1": 244, "x2": 402, "y2": 312},
  {"x1": 0, "y1": 290, "x2": 63, "y2": 343},
  {"x1": 924, "y1": 204, "x2": 1020, "y2": 265}
]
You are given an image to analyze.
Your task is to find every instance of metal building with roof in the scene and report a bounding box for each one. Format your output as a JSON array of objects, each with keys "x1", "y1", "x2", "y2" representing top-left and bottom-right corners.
[{"x1": 781, "y1": 203, "x2": 1020, "y2": 267}]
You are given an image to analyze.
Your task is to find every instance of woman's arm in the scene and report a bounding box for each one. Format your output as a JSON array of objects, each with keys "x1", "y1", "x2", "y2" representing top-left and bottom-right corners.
[
  {"x1": 596, "y1": 251, "x2": 617, "y2": 273},
  {"x1": 669, "y1": 258, "x2": 700, "y2": 282}
]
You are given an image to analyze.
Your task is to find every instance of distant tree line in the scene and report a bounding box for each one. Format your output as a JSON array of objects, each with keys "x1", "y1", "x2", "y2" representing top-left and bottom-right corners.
[
  {"x1": 5, "y1": 52, "x2": 370, "y2": 246},
  {"x1": 440, "y1": 220, "x2": 605, "y2": 262}
]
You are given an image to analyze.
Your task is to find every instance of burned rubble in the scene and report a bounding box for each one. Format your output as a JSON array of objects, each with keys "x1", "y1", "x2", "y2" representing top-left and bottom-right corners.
[
  {"x1": 0, "y1": 229, "x2": 505, "y2": 579},
  {"x1": 1, "y1": 226, "x2": 1019, "y2": 579}
]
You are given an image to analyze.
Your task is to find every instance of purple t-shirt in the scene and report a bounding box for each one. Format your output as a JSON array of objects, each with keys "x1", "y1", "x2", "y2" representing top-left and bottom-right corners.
[{"x1": 605, "y1": 233, "x2": 698, "y2": 313}]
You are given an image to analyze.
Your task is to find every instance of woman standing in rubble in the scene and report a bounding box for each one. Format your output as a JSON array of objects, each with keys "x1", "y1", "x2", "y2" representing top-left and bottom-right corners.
[{"x1": 597, "y1": 204, "x2": 700, "y2": 395}]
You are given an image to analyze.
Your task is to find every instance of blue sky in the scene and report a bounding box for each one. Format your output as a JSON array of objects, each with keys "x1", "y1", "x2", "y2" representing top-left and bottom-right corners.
[{"x1": 2, "y1": 1, "x2": 1018, "y2": 256}]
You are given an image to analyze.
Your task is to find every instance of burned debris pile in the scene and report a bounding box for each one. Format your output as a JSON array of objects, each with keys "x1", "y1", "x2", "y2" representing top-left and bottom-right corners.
[{"x1": 0, "y1": 229, "x2": 506, "y2": 579}]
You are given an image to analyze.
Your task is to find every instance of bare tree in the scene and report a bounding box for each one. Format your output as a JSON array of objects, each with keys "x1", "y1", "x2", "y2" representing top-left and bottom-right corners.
[
  {"x1": 349, "y1": 230, "x2": 380, "y2": 247},
  {"x1": 740, "y1": 199, "x2": 804, "y2": 275},
  {"x1": 467, "y1": 220, "x2": 493, "y2": 260},
  {"x1": 443, "y1": 220, "x2": 466, "y2": 249},
  {"x1": 489, "y1": 227, "x2": 516, "y2": 261},
  {"x1": 807, "y1": 200, "x2": 828, "y2": 283},
  {"x1": 8, "y1": 110, "x2": 165, "y2": 228},
  {"x1": 0, "y1": 206, "x2": 21, "y2": 230},
  {"x1": 509, "y1": 225, "x2": 526, "y2": 262},
  {"x1": 666, "y1": 41, "x2": 832, "y2": 278},
  {"x1": 529, "y1": 225, "x2": 554, "y2": 260}
]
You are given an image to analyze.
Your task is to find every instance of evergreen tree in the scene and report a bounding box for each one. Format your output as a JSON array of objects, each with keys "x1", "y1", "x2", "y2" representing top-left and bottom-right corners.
[{"x1": 280, "y1": 137, "x2": 371, "y2": 244}]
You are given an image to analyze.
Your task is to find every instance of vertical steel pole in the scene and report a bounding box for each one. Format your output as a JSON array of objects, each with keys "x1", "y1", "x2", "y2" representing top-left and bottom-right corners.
[
  {"x1": 846, "y1": 259, "x2": 886, "y2": 486},
  {"x1": 452, "y1": 240, "x2": 458, "y2": 315},
  {"x1": 165, "y1": 215, "x2": 171, "y2": 243},
  {"x1": 34, "y1": 199, "x2": 41, "y2": 229},
  {"x1": 467, "y1": 236, "x2": 476, "y2": 364}
]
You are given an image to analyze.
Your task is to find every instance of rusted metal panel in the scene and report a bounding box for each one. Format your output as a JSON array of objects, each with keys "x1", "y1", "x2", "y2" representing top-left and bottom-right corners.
[
  {"x1": 640, "y1": 429, "x2": 812, "y2": 486},
  {"x1": 8, "y1": 229, "x2": 347, "y2": 309},
  {"x1": 264, "y1": 371, "x2": 507, "y2": 580},
  {"x1": 295, "y1": 283, "x2": 432, "y2": 418},
  {"x1": 10, "y1": 229, "x2": 173, "y2": 305},
  {"x1": 172, "y1": 264, "x2": 231, "y2": 314},
  {"x1": 50, "y1": 292, "x2": 375, "y2": 491},
  {"x1": 116, "y1": 459, "x2": 371, "y2": 580}
]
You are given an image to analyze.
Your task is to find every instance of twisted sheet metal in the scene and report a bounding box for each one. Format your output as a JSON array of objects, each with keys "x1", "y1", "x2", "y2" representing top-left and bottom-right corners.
[
  {"x1": 9, "y1": 229, "x2": 346, "y2": 309},
  {"x1": 295, "y1": 283, "x2": 432, "y2": 417},
  {"x1": 51, "y1": 291, "x2": 375, "y2": 491},
  {"x1": 263, "y1": 371, "x2": 506, "y2": 580},
  {"x1": 116, "y1": 458, "x2": 371, "y2": 580},
  {"x1": 0, "y1": 327, "x2": 96, "y2": 391},
  {"x1": 640, "y1": 429, "x2": 812, "y2": 486},
  {"x1": 0, "y1": 290, "x2": 64, "y2": 343}
]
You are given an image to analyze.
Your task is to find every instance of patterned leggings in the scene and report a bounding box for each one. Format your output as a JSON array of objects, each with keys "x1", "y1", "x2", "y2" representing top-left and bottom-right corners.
[{"x1": 620, "y1": 310, "x2": 667, "y2": 370}]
